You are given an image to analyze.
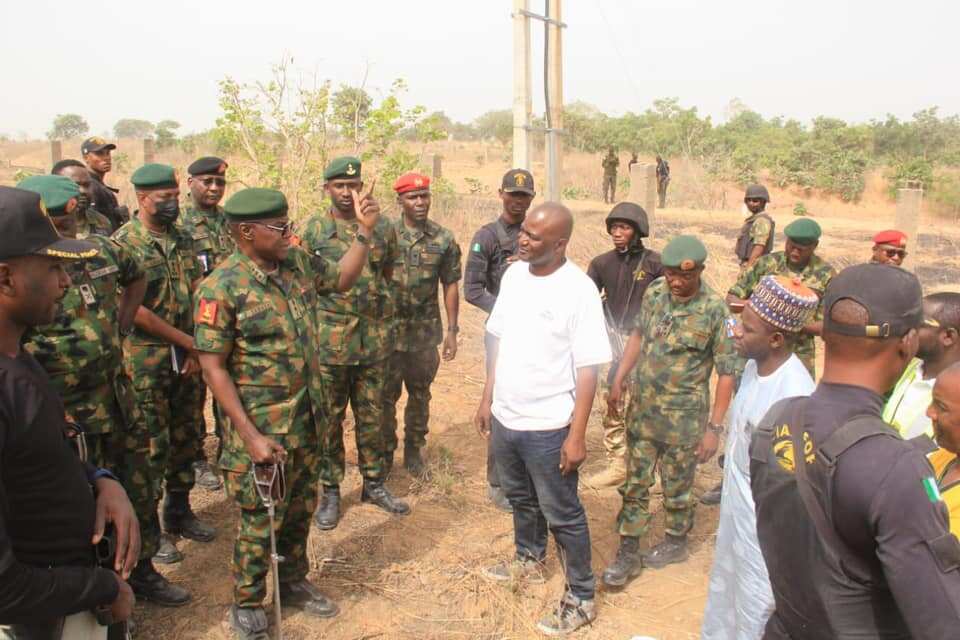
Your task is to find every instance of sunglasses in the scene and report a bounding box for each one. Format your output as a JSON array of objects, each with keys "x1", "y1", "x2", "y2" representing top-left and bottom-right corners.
[
  {"x1": 250, "y1": 221, "x2": 296, "y2": 236},
  {"x1": 883, "y1": 248, "x2": 907, "y2": 259},
  {"x1": 198, "y1": 177, "x2": 227, "y2": 187}
]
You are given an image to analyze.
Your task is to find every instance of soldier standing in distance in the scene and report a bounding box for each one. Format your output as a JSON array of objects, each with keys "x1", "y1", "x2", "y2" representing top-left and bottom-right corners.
[
  {"x1": 655, "y1": 155, "x2": 670, "y2": 208},
  {"x1": 602, "y1": 149, "x2": 619, "y2": 204},
  {"x1": 381, "y1": 172, "x2": 462, "y2": 476},
  {"x1": 180, "y1": 156, "x2": 236, "y2": 492},
  {"x1": 583, "y1": 202, "x2": 663, "y2": 489},
  {"x1": 112, "y1": 163, "x2": 215, "y2": 594},
  {"x1": 735, "y1": 184, "x2": 776, "y2": 270},
  {"x1": 464, "y1": 168, "x2": 536, "y2": 512},
  {"x1": 51, "y1": 159, "x2": 115, "y2": 237},
  {"x1": 195, "y1": 187, "x2": 375, "y2": 638},
  {"x1": 301, "y1": 156, "x2": 410, "y2": 531},
  {"x1": 81, "y1": 137, "x2": 128, "y2": 231},
  {"x1": 603, "y1": 236, "x2": 736, "y2": 588}
]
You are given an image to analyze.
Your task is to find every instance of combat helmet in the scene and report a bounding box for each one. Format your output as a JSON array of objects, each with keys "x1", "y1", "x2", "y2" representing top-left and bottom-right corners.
[
  {"x1": 605, "y1": 202, "x2": 650, "y2": 238},
  {"x1": 744, "y1": 184, "x2": 771, "y2": 202}
]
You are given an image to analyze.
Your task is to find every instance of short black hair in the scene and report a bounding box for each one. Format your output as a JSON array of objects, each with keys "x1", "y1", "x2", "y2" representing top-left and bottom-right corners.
[
  {"x1": 51, "y1": 159, "x2": 86, "y2": 175},
  {"x1": 926, "y1": 292, "x2": 960, "y2": 330}
]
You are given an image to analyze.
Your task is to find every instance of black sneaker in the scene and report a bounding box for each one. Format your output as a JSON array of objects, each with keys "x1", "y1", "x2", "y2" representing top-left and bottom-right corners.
[
  {"x1": 482, "y1": 558, "x2": 546, "y2": 584},
  {"x1": 644, "y1": 534, "x2": 689, "y2": 569},
  {"x1": 536, "y1": 593, "x2": 597, "y2": 636}
]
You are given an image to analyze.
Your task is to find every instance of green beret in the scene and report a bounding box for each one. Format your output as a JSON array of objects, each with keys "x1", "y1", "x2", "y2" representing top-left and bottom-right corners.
[
  {"x1": 16, "y1": 175, "x2": 80, "y2": 215},
  {"x1": 131, "y1": 163, "x2": 179, "y2": 190},
  {"x1": 224, "y1": 188, "x2": 288, "y2": 221},
  {"x1": 324, "y1": 156, "x2": 361, "y2": 181},
  {"x1": 662, "y1": 235, "x2": 707, "y2": 271},
  {"x1": 784, "y1": 218, "x2": 822, "y2": 245}
]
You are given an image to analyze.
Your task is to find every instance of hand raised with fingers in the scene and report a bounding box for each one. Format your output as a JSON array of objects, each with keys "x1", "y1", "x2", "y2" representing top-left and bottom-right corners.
[{"x1": 352, "y1": 178, "x2": 380, "y2": 233}]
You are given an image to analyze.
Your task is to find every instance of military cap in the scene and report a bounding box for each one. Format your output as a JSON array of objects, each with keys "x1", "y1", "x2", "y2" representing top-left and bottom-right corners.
[
  {"x1": 744, "y1": 184, "x2": 770, "y2": 202},
  {"x1": 0, "y1": 187, "x2": 97, "y2": 260},
  {"x1": 662, "y1": 235, "x2": 707, "y2": 271},
  {"x1": 224, "y1": 188, "x2": 288, "y2": 222},
  {"x1": 131, "y1": 163, "x2": 179, "y2": 190},
  {"x1": 823, "y1": 263, "x2": 922, "y2": 338},
  {"x1": 394, "y1": 172, "x2": 431, "y2": 194},
  {"x1": 80, "y1": 137, "x2": 116, "y2": 155},
  {"x1": 784, "y1": 218, "x2": 821, "y2": 245},
  {"x1": 188, "y1": 156, "x2": 228, "y2": 176},
  {"x1": 873, "y1": 229, "x2": 907, "y2": 248},
  {"x1": 501, "y1": 169, "x2": 535, "y2": 195},
  {"x1": 748, "y1": 275, "x2": 819, "y2": 333},
  {"x1": 16, "y1": 175, "x2": 80, "y2": 216},
  {"x1": 605, "y1": 202, "x2": 650, "y2": 238},
  {"x1": 324, "y1": 156, "x2": 361, "y2": 181}
]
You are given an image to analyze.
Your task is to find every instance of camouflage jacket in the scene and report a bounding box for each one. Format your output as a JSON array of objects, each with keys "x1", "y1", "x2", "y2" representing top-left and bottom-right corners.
[
  {"x1": 734, "y1": 212, "x2": 775, "y2": 263},
  {"x1": 299, "y1": 211, "x2": 398, "y2": 365},
  {"x1": 113, "y1": 216, "x2": 201, "y2": 384},
  {"x1": 179, "y1": 203, "x2": 235, "y2": 279},
  {"x1": 728, "y1": 251, "x2": 836, "y2": 373},
  {"x1": 194, "y1": 248, "x2": 341, "y2": 468},
  {"x1": 602, "y1": 155, "x2": 619, "y2": 176},
  {"x1": 77, "y1": 207, "x2": 114, "y2": 238},
  {"x1": 23, "y1": 236, "x2": 143, "y2": 433},
  {"x1": 390, "y1": 217, "x2": 462, "y2": 352},
  {"x1": 629, "y1": 279, "x2": 737, "y2": 442}
]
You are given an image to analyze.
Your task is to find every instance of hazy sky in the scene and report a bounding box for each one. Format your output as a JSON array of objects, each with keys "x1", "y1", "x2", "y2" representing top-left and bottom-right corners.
[{"x1": 3, "y1": 0, "x2": 956, "y2": 138}]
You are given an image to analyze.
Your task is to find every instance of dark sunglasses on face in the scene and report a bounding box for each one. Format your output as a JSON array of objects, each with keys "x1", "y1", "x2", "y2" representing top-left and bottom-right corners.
[
  {"x1": 884, "y1": 248, "x2": 907, "y2": 259},
  {"x1": 251, "y1": 221, "x2": 296, "y2": 236}
]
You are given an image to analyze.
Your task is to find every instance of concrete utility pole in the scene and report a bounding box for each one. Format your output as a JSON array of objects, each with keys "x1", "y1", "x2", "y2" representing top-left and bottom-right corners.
[
  {"x1": 544, "y1": 0, "x2": 564, "y2": 202},
  {"x1": 512, "y1": 0, "x2": 532, "y2": 171},
  {"x1": 895, "y1": 181, "x2": 923, "y2": 272}
]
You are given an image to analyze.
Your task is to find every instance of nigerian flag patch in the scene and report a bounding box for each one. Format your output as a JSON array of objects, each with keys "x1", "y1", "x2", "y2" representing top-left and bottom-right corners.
[
  {"x1": 473, "y1": 242, "x2": 482, "y2": 252},
  {"x1": 923, "y1": 476, "x2": 942, "y2": 503}
]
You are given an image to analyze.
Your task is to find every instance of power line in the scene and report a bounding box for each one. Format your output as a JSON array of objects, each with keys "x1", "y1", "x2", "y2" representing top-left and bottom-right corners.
[{"x1": 592, "y1": 0, "x2": 645, "y2": 107}]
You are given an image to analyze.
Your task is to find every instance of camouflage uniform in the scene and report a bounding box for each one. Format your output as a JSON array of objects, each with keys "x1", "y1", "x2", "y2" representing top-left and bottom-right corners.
[
  {"x1": 728, "y1": 251, "x2": 836, "y2": 376},
  {"x1": 382, "y1": 217, "x2": 461, "y2": 457},
  {"x1": 21, "y1": 235, "x2": 153, "y2": 556},
  {"x1": 77, "y1": 207, "x2": 114, "y2": 238},
  {"x1": 112, "y1": 217, "x2": 205, "y2": 554},
  {"x1": 300, "y1": 212, "x2": 397, "y2": 485},
  {"x1": 617, "y1": 279, "x2": 736, "y2": 539},
  {"x1": 602, "y1": 154, "x2": 619, "y2": 203},
  {"x1": 194, "y1": 247, "x2": 340, "y2": 606},
  {"x1": 734, "y1": 213, "x2": 775, "y2": 268}
]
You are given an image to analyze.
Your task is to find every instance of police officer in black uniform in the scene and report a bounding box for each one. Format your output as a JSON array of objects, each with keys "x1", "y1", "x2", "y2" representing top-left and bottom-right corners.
[
  {"x1": 81, "y1": 137, "x2": 128, "y2": 232},
  {"x1": 750, "y1": 263, "x2": 960, "y2": 639},
  {"x1": 464, "y1": 168, "x2": 535, "y2": 511}
]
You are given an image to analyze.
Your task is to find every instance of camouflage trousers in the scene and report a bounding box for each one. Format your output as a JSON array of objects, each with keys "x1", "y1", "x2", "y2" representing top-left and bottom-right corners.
[
  {"x1": 381, "y1": 348, "x2": 441, "y2": 454},
  {"x1": 598, "y1": 361, "x2": 629, "y2": 458},
  {"x1": 222, "y1": 446, "x2": 319, "y2": 607},
  {"x1": 318, "y1": 361, "x2": 387, "y2": 485},
  {"x1": 196, "y1": 390, "x2": 225, "y2": 467},
  {"x1": 603, "y1": 175, "x2": 617, "y2": 202},
  {"x1": 617, "y1": 434, "x2": 699, "y2": 539},
  {"x1": 129, "y1": 371, "x2": 206, "y2": 556}
]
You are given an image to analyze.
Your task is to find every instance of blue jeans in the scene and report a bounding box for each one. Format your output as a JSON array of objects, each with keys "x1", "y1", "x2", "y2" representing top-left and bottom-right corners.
[{"x1": 492, "y1": 417, "x2": 595, "y2": 600}]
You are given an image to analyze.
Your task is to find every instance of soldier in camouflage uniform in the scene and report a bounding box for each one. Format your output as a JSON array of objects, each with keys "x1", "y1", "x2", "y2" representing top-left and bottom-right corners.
[
  {"x1": 180, "y1": 156, "x2": 236, "y2": 492},
  {"x1": 51, "y1": 160, "x2": 115, "y2": 237},
  {"x1": 196, "y1": 187, "x2": 376, "y2": 639},
  {"x1": 602, "y1": 149, "x2": 619, "y2": 204},
  {"x1": 300, "y1": 156, "x2": 410, "y2": 530},
  {"x1": 112, "y1": 163, "x2": 214, "y2": 595},
  {"x1": 382, "y1": 172, "x2": 462, "y2": 477},
  {"x1": 602, "y1": 236, "x2": 737, "y2": 588},
  {"x1": 14, "y1": 175, "x2": 196, "y2": 608},
  {"x1": 727, "y1": 217, "x2": 836, "y2": 377},
  {"x1": 734, "y1": 184, "x2": 776, "y2": 270}
]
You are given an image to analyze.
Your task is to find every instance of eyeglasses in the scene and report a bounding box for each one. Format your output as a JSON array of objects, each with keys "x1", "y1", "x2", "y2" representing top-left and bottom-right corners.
[
  {"x1": 883, "y1": 248, "x2": 907, "y2": 259},
  {"x1": 199, "y1": 177, "x2": 226, "y2": 187},
  {"x1": 251, "y1": 221, "x2": 296, "y2": 236}
]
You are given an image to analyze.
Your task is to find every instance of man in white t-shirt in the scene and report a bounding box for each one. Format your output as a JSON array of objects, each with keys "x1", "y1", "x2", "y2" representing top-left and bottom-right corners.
[
  {"x1": 475, "y1": 202, "x2": 611, "y2": 636},
  {"x1": 701, "y1": 275, "x2": 818, "y2": 640}
]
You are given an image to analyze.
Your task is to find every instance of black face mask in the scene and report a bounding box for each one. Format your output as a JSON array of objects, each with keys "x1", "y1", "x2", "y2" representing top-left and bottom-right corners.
[
  {"x1": 153, "y1": 199, "x2": 180, "y2": 226},
  {"x1": 76, "y1": 193, "x2": 91, "y2": 213}
]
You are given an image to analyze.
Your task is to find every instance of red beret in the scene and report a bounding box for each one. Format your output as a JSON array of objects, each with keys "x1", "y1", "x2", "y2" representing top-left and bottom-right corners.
[
  {"x1": 393, "y1": 172, "x2": 430, "y2": 194},
  {"x1": 873, "y1": 229, "x2": 907, "y2": 248}
]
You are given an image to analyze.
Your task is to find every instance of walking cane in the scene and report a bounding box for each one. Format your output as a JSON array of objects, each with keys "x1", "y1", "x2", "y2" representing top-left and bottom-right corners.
[{"x1": 253, "y1": 461, "x2": 287, "y2": 640}]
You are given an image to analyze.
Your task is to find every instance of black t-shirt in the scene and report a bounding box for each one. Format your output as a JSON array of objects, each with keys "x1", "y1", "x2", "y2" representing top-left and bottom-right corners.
[
  {"x1": 586, "y1": 246, "x2": 662, "y2": 333},
  {"x1": 0, "y1": 351, "x2": 118, "y2": 624}
]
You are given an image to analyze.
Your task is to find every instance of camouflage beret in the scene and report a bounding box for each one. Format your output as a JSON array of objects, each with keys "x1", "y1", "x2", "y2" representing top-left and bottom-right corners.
[
  {"x1": 324, "y1": 156, "x2": 361, "y2": 181},
  {"x1": 224, "y1": 188, "x2": 288, "y2": 221},
  {"x1": 784, "y1": 218, "x2": 822, "y2": 245},
  {"x1": 187, "y1": 156, "x2": 228, "y2": 176},
  {"x1": 662, "y1": 235, "x2": 707, "y2": 271},
  {"x1": 131, "y1": 163, "x2": 179, "y2": 190},
  {"x1": 16, "y1": 175, "x2": 80, "y2": 216}
]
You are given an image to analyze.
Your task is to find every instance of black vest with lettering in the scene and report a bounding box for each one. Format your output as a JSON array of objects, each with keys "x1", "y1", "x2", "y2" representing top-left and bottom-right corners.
[
  {"x1": 736, "y1": 212, "x2": 775, "y2": 263},
  {"x1": 749, "y1": 397, "x2": 911, "y2": 639}
]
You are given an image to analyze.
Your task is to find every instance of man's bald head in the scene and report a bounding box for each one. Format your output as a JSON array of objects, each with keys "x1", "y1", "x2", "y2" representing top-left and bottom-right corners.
[
  {"x1": 528, "y1": 202, "x2": 574, "y2": 240},
  {"x1": 517, "y1": 201, "x2": 574, "y2": 272}
]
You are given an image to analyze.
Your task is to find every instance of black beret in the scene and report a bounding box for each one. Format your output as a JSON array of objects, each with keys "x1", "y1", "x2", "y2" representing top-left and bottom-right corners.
[{"x1": 188, "y1": 156, "x2": 228, "y2": 176}]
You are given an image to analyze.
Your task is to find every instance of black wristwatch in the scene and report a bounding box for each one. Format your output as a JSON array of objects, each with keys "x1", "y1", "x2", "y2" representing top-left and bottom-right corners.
[{"x1": 355, "y1": 231, "x2": 369, "y2": 245}]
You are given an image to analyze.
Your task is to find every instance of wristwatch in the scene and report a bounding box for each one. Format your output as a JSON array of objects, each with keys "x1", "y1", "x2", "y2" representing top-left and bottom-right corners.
[
  {"x1": 447, "y1": 325, "x2": 460, "y2": 334},
  {"x1": 355, "y1": 231, "x2": 369, "y2": 245},
  {"x1": 707, "y1": 422, "x2": 725, "y2": 436}
]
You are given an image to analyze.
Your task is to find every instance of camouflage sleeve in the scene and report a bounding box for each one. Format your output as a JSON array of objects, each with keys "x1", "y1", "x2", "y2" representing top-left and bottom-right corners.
[
  {"x1": 710, "y1": 303, "x2": 737, "y2": 376},
  {"x1": 750, "y1": 217, "x2": 773, "y2": 246},
  {"x1": 439, "y1": 234, "x2": 462, "y2": 285},
  {"x1": 630, "y1": 283, "x2": 656, "y2": 332},
  {"x1": 728, "y1": 258, "x2": 762, "y2": 299},
  {"x1": 193, "y1": 277, "x2": 235, "y2": 353},
  {"x1": 111, "y1": 239, "x2": 144, "y2": 286},
  {"x1": 384, "y1": 223, "x2": 399, "y2": 273},
  {"x1": 312, "y1": 255, "x2": 341, "y2": 294}
]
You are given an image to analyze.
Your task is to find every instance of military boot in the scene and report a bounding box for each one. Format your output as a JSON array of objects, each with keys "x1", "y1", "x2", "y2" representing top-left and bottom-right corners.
[
  {"x1": 279, "y1": 579, "x2": 340, "y2": 618},
  {"x1": 644, "y1": 534, "x2": 689, "y2": 569},
  {"x1": 403, "y1": 446, "x2": 426, "y2": 478},
  {"x1": 361, "y1": 479, "x2": 411, "y2": 515},
  {"x1": 226, "y1": 605, "x2": 269, "y2": 640},
  {"x1": 313, "y1": 485, "x2": 340, "y2": 530},
  {"x1": 193, "y1": 460, "x2": 223, "y2": 491},
  {"x1": 582, "y1": 456, "x2": 627, "y2": 490},
  {"x1": 601, "y1": 536, "x2": 642, "y2": 588},
  {"x1": 162, "y1": 491, "x2": 216, "y2": 542},
  {"x1": 700, "y1": 480, "x2": 723, "y2": 505},
  {"x1": 153, "y1": 533, "x2": 183, "y2": 565},
  {"x1": 128, "y1": 559, "x2": 191, "y2": 607}
]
